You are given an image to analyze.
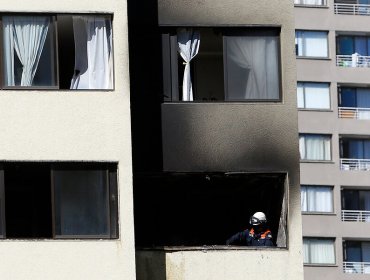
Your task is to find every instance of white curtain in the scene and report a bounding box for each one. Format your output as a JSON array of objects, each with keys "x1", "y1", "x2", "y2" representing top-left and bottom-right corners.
[
  {"x1": 301, "y1": 135, "x2": 330, "y2": 160},
  {"x1": 71, "y1": 16, "x2": 113, "y2": 89},
  {"x1": 296, "y1": 31, "x2": 328, "y2": 57},
  {"x1": 304, "y1": 83, "x2": 330, "y2": 109},
  {"x1": 297, "y1": 83, "x2": 305, "y2": 108},
  {"x1": 309, "y1": 239, "x2": 335, "y2": 264},
  {"x1": 303, "y1": 239, "x2": 310, "y2": 263},
  {"x1": 177, "y1": 29, "x2": 200, "y2": 101},
  {"x1": 225, "y1": 36, "x2": 279, "y2": 100},
  {"x1": 301, "y1": 186, "x2": 333, "y2": 212},
  {"x1": 3, "y1": 16, "x2": 49, "y2": 86},
  {"x1": 294, "y1": 0, "x2": 325, "y2": 5}
]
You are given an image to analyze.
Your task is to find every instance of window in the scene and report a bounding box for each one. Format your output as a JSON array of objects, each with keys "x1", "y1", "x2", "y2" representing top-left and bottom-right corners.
[
  {"x1": 299, "y1": 134, "x2": 331, "y2": 161},
  {"x1": 1, "y1": 14, "x2": 113, "y2": 89},
  {"x1": 344, "y1": 241, "x2": 370, "y2": 263},
  {"x1": 342, "y1": 189, "x2": 370, "y2": 211},
  {"x1": 134, "y1": 172, "x2": 288, "y2": 248},
  {"x1": 341, "y1": 138, "x2": 370, "y2": 159},
  {"x1": 294, "y1": 0, "x2": 327, "y2": 6},
  {"x1": 295, "y1": 31, "x2": 328, "y2": 58},
  {"x1": 297, "y1": 82, "x2": 330, "y2": 109},
  {"x1": 337, "y1": 35, "x2": 370, "y2": 56},
  {"x1": 303, "y1": 238, "x2": 335, "y2": 264},
  {"x1": 0, "y1": 162, "x2": 118, "y2": 239},
  {"x1": 301, "y1": 185, "x2": 333, "y2": 213},
  {"x1": 162, "y1": 28, "x2": 281, "y2": 102}
]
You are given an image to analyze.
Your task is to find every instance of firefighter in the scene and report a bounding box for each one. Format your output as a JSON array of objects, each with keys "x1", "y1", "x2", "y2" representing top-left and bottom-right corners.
[{"x1": 226, "y1": 212, "x2": 274, "y2": 246}]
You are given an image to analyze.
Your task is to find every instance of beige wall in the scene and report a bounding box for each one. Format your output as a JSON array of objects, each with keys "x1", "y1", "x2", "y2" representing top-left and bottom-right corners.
[{"x1": 0, "y1": 1, "x2": 135, "y2": 280}]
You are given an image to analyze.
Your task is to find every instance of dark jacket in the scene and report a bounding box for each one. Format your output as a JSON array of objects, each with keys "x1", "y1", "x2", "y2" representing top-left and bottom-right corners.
[{"x1": 226, "y1": 228, "x2": 274, "y2": 246}]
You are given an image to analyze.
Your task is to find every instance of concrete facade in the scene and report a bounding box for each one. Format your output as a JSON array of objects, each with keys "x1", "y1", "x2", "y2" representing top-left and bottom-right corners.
[
  {"x1": 295, "y1": 1, "x2": 370, "y2": 279},
  {"x1": 0, "y1": 1, "x2": 135, "y2": 280},
  {"x1": 134, "y1": 0, "x2": 304, "y2": 279}
]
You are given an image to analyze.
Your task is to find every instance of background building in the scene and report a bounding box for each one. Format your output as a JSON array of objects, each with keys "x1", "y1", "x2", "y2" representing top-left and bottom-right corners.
[
  {"x1": 0, "y1": 1, "x2": 135, "y2": 280},
  {"x1": 129, "y1": 0, "x2": 304, "y2": 279},
  {"x1": 295, "y1": 0, "x2": 370, "y2": 279}
]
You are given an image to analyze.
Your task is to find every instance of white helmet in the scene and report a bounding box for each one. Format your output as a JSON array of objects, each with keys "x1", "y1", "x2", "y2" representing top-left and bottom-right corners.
[{"x1": 249, "y1": 212, "x2": 267, "y2": 226}]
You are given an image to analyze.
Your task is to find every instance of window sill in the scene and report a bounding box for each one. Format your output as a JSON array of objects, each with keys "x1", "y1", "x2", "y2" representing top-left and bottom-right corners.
[
  {"x1": 294, "y1": 5, "x2": 329, "y2": 9},
  {"x1": 304, "y1": 264, "x2": 337, "y2": 267},
  {"x1": 0, "y1": 88, "x2": 114, "y2": 92},
  {"x1": 136, "y1": 246, "x2": 287, "y2": 252},
  {"x1": 296, "y1": 56, "x2": 331, "y2": 61},
  {"x1": 300, "y1": 160, "x2": 334, "y2": 164},
  {"x1": 302, "y1": 212, "x2": 336, "y2": 216},
  {"x1": 298, "y1": 108, "x2": 332, "y2": 112},
  {"x1": 163, "y1": 100, "x2": 283, "y2": 104}
]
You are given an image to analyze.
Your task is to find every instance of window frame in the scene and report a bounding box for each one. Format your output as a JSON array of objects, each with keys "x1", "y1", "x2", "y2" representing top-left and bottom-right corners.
[
  {"x1": 0, "y1": 162, "x2": 118, "y2": 240},
  {"x1": 161, "y1": 26, "x2": 282, "y2": 103},
  {"x1": 294, "y1": 0, "x2": 328, "y2": 7},
  {"x1": 295, "y1": 30, "x2": 329, "y2": 59},
  {"x1": 0, "y1": 13, "x2": 114, "y2": 91},
  {"x1": 303, "y1": 237, "x2": 336, "y2": 265},
  {"x1": 299, "y1": 133, "x2": 332, "y2": 161},
  {"x1": 301, "y1": 185, "x2": 334, "y2": 214},
  {"x1": 297, "y1": 81, "x2": 331, "y2": 110}
]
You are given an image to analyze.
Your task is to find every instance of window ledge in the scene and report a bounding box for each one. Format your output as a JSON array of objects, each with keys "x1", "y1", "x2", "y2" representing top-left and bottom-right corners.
[
  {"x1": 300, "y1": 160, "x2": 334, "y2": 164},
  {"x1": 136, "y1": 246, "x2": 287, "y2": 252},
  {"x1": 298, "y1": 108, "x2": 332, "y2": 112},
  {"x1": 302, "y1": 212, "x2": 336, "y2": 216},
  {"x1": 294, "y1": 5, "x2": 329, "y2": 9},
  {"x1": 163, "y1": 101, "x2": 282, "y2": 105},
  {"x1": 304, "y1": 264, "x2": 337, "y2": 267},
  {"x1": 296, "y1": 56, "x2": 331, "y2": 61}
]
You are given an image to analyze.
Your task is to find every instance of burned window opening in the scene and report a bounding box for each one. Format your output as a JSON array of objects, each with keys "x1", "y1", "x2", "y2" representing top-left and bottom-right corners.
[{"x1": 134, "y1": 172, "x2": 287, "y2": 248}]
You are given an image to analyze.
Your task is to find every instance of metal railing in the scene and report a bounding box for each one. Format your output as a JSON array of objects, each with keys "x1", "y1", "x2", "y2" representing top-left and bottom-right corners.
[
  {"x1": 295, "y1": 0, "x2": 327, "y2": 6},
  {"x1": 335, "y1": 3, "x2": 370, "y2": 15},
  {"x1": 338, "y1": 107, "x2": 370, "y2": 120},
  {"x1": 340, "y1": 158, "x2": 370, "y2": 170},
  {"x1": 342, "y1": 210, "x2": 370, "y2": 222},
  {"x1": 343, "y1": 262, "x2": 370, "y2": 274},
  {"x1": 337, "y1": 54, "x2": 370, "y2": 67}
]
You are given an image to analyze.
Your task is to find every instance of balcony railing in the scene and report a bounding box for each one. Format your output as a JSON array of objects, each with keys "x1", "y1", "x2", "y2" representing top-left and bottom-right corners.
[
  {"x1": 335, "y1": 3, "x2": 370, "y2": 15},
  {"x1": 342, "y1": 210, "x2": 370, "y2": 222},
  {"x1": 340, "y1": 158, "x2": 370, "y2": 170},
  {"x1": 338, "y1": 107, "x2": 370, "y2": 120},
  {"x1": 337, "y1": 54, "x2": 370, "y2": 67},
  {"x1": 343, "y1": 262, "x2": 370, "y2": 274}
]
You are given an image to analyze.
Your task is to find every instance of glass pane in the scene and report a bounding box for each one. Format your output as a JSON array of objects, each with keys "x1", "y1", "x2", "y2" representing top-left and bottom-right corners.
[
  {"x1": 54, "y1": 169, "x2": 109, "y2": 236},
  {"x1": 302, "y1": 31, "x2": 328, "y2": 57},
  {"x1": 340, "y1": 88, "x2": 356, "y2": 107},
  {"x1": 225, "y1": 35, "x2": 279, "y2": 100},
  {"x1": 297, "y1": 83, "x2": 305, "y2": 108},
  {"x1": 303, "y1": 239, "x2": 310, "y2": 263},
  {"x1": 346, "y1": 241, "x2": 362, "y2": 262},
  {"x1": 2, "y1": 16, "x2": 55, "y2": 87},
  {"x1": 348, "y1": 140, "x2": 364, "y2": 159},
  {"x1": 304, "y1": 135, "x2": 331, "y2": 160},
  {"x1": 338, "y1": 37, "x2": 354, "y2": 56},
  {"x1": 355, "y1": 37, "x2": 367, "y2": 56},
  {"x1": 310, "y1": 239, "x2": 335, "y2": 264},
  {"x1": 304, "y1": 83, "x2": 330, "y2": 109},
  {"x1": 342, "y1": 190, "x2": 360, "y2": 210}
]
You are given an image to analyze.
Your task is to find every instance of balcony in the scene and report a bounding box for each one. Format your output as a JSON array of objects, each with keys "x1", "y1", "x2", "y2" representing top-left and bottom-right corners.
[
  {"x1": 342, "y1": 209, "x2": 370, "y2": 221},
  {"x1": 340, "y1": 158, "x2": 370, "y2": 170},
  {"x1": 336, "y1": 54, "x2": 370, "y2": 67},
  {"x1": 343, "y1": 262, "x2": 370, "y2": 274},
  {"x1": 335, "y1": 3, "x2": 370, "y2": 15},
  {"x1": 338, "y1": 107, "x2": 370, "y2": 119}
]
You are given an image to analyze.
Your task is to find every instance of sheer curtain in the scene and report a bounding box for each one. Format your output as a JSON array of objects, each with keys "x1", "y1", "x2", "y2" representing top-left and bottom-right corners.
[
  {"x1": 301, "y1": 186, "x2": 333, "y2": 212},
  {"x1": 300, "y1": 135, "x2": 331, "y2": 160},
  {"x1": 304, "y1": 83, "x2": 330, "y2": 109},
  {"x1": 294, "y1": 0, "x2": 325, "y2": 5},
  {"x1": 309, "y1": 239, "x2": 335, "y2": 264},
  {"x1": 296, "y1": 31, "x2": 328, "y2": 57},
  {"x1": 225, "y1": 36, "x2": 279, "y2": 100},
  {"x1": 177, "y1": 29, "x2": 200, "y2": 101},
  {"x1": 3, "y1": 16, "x2": 49, "y2": 86},
  {"x1": 71, "y1": 16, "x2": 113, "y2": 89}
]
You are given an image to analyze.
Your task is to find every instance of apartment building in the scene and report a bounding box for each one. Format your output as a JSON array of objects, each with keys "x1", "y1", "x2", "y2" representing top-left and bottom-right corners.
[
  {"x1": 295, "y1": 0, "x2": 370, "y2": 279},
  {"x1": 129, "y1": 0, "x2": 304, "y2": 279},
  {"x1": 0, "y1": 1, "x2": 135, "y2": 280}
]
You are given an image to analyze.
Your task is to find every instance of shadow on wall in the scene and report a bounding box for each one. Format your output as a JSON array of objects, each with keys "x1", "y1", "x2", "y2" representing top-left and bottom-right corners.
[{"x1": 136, "y1": 250, "x2": 166, "y2": 280}]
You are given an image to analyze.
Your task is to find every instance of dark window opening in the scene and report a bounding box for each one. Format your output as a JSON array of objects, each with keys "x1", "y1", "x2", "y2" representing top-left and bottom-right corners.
[
  {"x1": 344, "y1": 241, "x2": 370, "y2": 262},
  {"x1": 134, "y1": 172, "x2": 287, "y2": 248},
  {"x1": 162, "y1": 27, "x2": 281, "y2": 102},
  {"x1": 341, "y1": 138, "x2": 370, "y2": 159},
  {"x1": 342, "y1": 189, "x2": 370, "y2": 211},
  {"x1": 339, "y1": 87, "x2": 370, "y2": 108},
  {"x1": 0, "y1": 162, "x2": 118, "y2": 239}
]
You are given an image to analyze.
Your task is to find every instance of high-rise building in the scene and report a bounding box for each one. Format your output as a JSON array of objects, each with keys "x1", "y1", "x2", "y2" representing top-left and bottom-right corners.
[
  {"x1": 295, "y1": 0, "x2": 370, "y2": 279},
  {"x1": 129, "y1": 0, "x2": 303, "y2": 279}
]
